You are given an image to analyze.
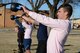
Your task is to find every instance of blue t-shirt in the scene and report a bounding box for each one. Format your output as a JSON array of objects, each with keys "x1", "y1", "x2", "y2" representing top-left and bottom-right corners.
[
  {"x1": 37, "y1": 23, "x2": 48, "y2": 40},
  {"x1": 14, "y1": 19, "x2": 24, "y2": 38},
  {"x1": 15, "y1": 19, "x2": 24, "y2": 30}
]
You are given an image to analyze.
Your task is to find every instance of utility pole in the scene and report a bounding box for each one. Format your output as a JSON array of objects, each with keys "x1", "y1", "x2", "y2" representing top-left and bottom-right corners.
[{"x1": 0, "y1": 0, "x2": 6, "y2": 28}]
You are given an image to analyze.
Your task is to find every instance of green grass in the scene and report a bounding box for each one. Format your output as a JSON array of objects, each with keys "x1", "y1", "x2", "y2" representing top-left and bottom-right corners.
[{"x1": 0, "y1": 29, "x2": 80, "y2": 53}]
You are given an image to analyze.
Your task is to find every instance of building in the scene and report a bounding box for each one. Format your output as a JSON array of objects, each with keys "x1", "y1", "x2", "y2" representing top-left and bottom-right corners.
[
  {"x1": 0, "y1": 6, "x2": 49, "y2": 28},
  {"x1": 0, "y1": 6, "x2": 22, "y2": 28}
]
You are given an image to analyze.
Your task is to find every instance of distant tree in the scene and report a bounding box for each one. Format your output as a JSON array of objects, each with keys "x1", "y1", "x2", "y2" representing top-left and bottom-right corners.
[
  {"x1": 0, "y1": 0, "x2": 3, "y2": 3},
  {"x1": 1, "y1": 0, "x2": 80, "y2": 18},
  {"x1": 26, "y1": 0, "x2": 46, "y2": 12},
  {"x1": 45, "y1": 0, "x2": 80, "y2": 18},
  {"x1": 45, "y1": 0, "x2": 72, "y2": 18},
  {"x1": 11, "y1": 0, "x2": 18, "y2": 2},
  {"x1": 3, "y1": 0, "x2": 18, "y2": 3}
]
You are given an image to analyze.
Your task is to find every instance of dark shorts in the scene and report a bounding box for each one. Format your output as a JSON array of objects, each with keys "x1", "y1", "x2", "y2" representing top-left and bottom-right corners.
[{"x1": 23, "y1": 39, "x2": 32, "y2": 50}]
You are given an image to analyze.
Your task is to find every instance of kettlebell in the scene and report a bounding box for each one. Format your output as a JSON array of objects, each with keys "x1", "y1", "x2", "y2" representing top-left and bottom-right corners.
[{"x1": 10, "y1": 3, "x2": 19, "y2": 12}]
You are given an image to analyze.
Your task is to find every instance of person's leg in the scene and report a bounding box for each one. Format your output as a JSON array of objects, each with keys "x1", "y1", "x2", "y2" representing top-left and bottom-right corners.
[
  {"x1": 17, "y1": 31, "x2": 24, "y2": 53},
  {"x1": 23, "y1": 39, "x2": 32, "y2": 53},
  {"x1": 36, "y1": 40, "x2": 47, "y2": 53},
  {"x1": 25, "y1": 50, "x2": 31, "y2": 53},
  {"x1": 17, "y1": 39, "x2": 24, "y2": 53}
]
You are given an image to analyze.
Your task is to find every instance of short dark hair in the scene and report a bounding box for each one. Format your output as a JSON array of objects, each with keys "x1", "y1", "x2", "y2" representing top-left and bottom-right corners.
[
  {"x1": 58, "y1": 4, "x2": 73, "y2": 18},
  {"x1": 15, "y1": 26, "x2": 19, "y2": 30}
]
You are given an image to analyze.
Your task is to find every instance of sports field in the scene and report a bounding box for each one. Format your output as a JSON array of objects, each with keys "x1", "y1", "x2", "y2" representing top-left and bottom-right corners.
[{"x1": 0, "y1": 28, "x2": 80, "y2": 53}]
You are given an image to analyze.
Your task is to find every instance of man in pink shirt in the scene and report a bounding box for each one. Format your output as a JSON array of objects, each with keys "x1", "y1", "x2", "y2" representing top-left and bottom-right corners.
[{"x1": 21, "y1": 4, "x2": 73, "y2": 53}]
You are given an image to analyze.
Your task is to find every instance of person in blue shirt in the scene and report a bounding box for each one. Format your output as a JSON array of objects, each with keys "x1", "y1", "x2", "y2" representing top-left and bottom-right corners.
[
  {"x1": 36, "y1": 12, "x2": 48, "y2": 53},
  {"x1": 14, "y1": 18, "x2": 24, "y2": 53},
  {"x1": 36, "y1": 23, "x2": 48, "y2": 53}
]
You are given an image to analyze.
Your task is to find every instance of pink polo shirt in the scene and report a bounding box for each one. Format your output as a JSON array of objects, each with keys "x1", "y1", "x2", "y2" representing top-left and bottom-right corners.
[{"x1": 29, "y1": 12, "x2": 71, "y2": 53}]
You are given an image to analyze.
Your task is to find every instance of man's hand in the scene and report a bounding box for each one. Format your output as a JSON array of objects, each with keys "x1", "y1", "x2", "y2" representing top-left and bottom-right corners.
[
  {"x1": 21, "y1": 6, "x2": 30, "y2": 15},
  {"x1": 22, "y1": 16, "x2": 35, "y2": 24}
]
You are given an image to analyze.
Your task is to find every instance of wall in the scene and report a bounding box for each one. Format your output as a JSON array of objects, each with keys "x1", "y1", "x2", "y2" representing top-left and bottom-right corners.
[
  {"x1": 0, "y1": 6, "x2": 5, "y2": 28},
  {"x1": 0, "y1": 6, "x2": 22, "y2": 28}
]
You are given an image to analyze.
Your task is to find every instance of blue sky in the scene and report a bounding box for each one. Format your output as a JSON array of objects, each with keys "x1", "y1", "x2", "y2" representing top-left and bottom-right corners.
[{"x1": 5, "y1": 0, "x2": 80, "y2": 18}]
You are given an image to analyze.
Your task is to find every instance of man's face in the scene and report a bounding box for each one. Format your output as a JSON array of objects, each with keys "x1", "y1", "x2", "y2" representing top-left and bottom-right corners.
[{"x1": 57, "y1": 8, "x2": 68, "y2": 19}]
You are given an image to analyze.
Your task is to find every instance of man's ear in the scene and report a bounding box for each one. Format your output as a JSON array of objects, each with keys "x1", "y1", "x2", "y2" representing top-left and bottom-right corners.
[{"x1": 65, "y1": 11, "x2": 68, "y2": 16}]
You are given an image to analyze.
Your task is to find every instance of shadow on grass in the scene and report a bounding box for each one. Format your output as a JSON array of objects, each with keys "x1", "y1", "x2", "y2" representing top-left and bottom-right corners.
[
  {"x1": 12, "y1": 44, "x2": 74, "y2": 51},
  {"x1": 12, "y1": 49, "x2": 18, "y2": 53},
  {"x1": 64, "y1": 49, "x2": 70, "y2": 51},
  {"x1": 64, "y1": 44, "x2": 73, "y2": 46},
  {"x1": 31, "y1": 48, "x2": 37, "y2": 50},
  {"x1": 31, "y1": 43, "x2": 38, "y2": 46},
  {"x1": 64, "y1": 44, "x2": 73, "y2": 51},
  {"x1": 31, "y1": 43, "x2": 37, "y2": 50},
  {"x1": 70, "y1": 34, "x2": 80, "y2": 35},
  {"x1": 31, "y1": 44, "x2": 74, "y2": 50}
]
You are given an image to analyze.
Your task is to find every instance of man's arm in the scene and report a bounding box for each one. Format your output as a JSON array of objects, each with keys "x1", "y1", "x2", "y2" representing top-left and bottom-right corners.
[
  {"x1": 22, "y1": 16, "x2": 35, "y2": 24},
  {"x1": 21, "y1": 6, "x2": 67, "y2": 28}
]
